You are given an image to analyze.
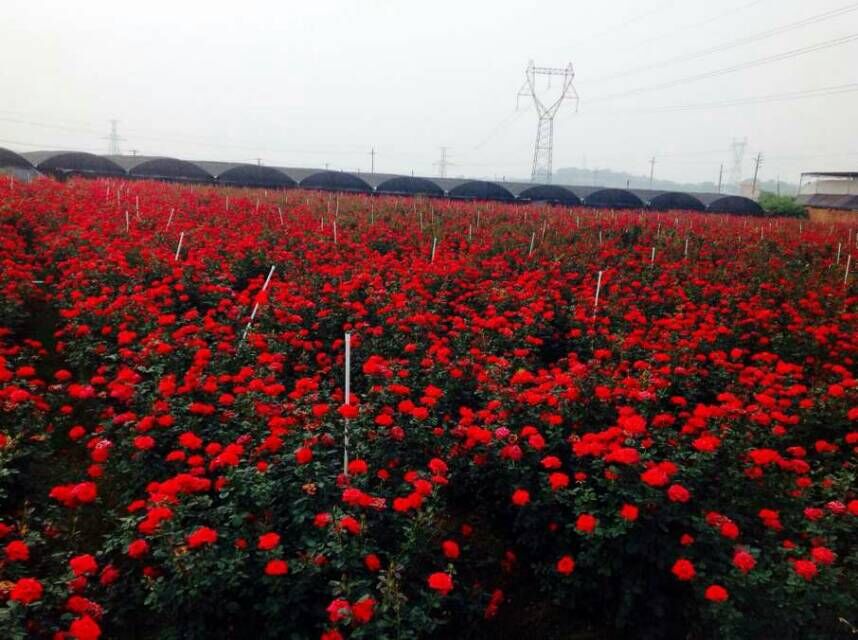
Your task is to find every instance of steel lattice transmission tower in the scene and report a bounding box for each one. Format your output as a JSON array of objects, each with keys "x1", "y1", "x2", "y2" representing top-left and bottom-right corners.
[
  {"x1": 518, "y1": 60, "x2": 579, "y2": 183},
  {"x1": 728, "y1": 137, "x2": 747, "y2": 193},
  {"x1": 106, "y1": 120, "x2": 124, "y2": 155}
]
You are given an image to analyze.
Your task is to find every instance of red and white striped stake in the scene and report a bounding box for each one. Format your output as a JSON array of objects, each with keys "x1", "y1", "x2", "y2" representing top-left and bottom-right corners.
[
  {"x1": 165, "y1": 208, "x2": 175, "y2": 230},
  {"x1": 846, "y1": 255, "x2": 852, "y2": 285},
  {"x1": 528, "y1": 232, "x2": 536, "y2": 257},
  {"x1": 174, "y1": 232, "x2": 184, "y2": 261},
  {"x1": 431, "y1": 237, "x2": 437, "y2": 263},
  {"x1": 343, "y1": 331, "x2": 352, "y2": 476},
  {"x1": 594, "y1": 270, "x2": 603, "y2": 313},
  {"x1": 241, "y1": 265, "x2": 276, "y2": 341}
]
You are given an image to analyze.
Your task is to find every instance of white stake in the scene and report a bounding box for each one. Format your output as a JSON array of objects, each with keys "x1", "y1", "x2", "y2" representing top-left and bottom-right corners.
[
  {"x1": 651, "y1": 247, "x2": 656, "y2": 264},
  {"x1": 541, "y1": 219, "x2": 547, "y2": 240},
  {"x1": 165, "y1": 208, "x2": 175, "y2": 230},
  {"x1": 837, "y1": 242, "x2": 842, "y2": 264},
  {"x1": 476, "y1": 210, "x2": 481, "y2": 229},
  {"x1": 135, "y1": 196, "x2": 140, "y2": 220},
  {"x1": 576, "y1": 215, "x2": 580, "y2": 228},
  {"x1": 125, "y1": 210, "x2": 130, "y2": 233},
  {"x1": 684, "y1": 237, "x2": 689, "y2": 258},
  {"x1": 468, "y1": 224, "x2": 472, "y2": 242},
  {"x1": 528, "y1": 232, "x2": 536, "y2": 257},
  {"x1": 594, "y1": 270, "x2": 603, "y2": 312},
  {"x1": 598, "y1": 230, "x2": 603, "y2": 245},
  {"x1": 241, "y1": 265, "x2": 276, "y2": 341},
  {"x1": 846, "y1": 255, "x2": 852, "y2": 286},
  {"x1": 255, "y1": 199, "x2": 260, "y2": 214},
  {"x1": 431, "y1": 237, "x2": 437, "y2": 263},
  {"x1": 343, "y1": 331, "x2": 352, "y2": 476},
  {"x1": 174, "y1": 232, "x2": 184, "y2": 261},
  {"x1": 277, "y1": 206, "x2": 284, "y2": 225},
  {"x1": 333, "y1": 220, "x2": 338, "y2": 245}
]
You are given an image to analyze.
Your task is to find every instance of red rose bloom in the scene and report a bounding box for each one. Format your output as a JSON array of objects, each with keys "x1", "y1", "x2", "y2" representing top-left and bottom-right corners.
[
  {"x1": 556, "y1": 555, "x2": 575, "y2": 575},
  {"x1": 10, "y1": 577, "x2": 43, "y2": 604},
  {"x1": 264, "y1": 559, "x2": 289, "y2": 576},
  {"x1": 705, "y1": 584, "x2": 729, "y2": 602},
  {"x1": 619, "y1": 504, "x2": 639, "y2": 521},
  {"x1": 4, "y1": 540, "x2": 29, "y2": 562},
  {"x1": 258, "y1": 532, "x2": 281, "y2": 550},
  {"x1": 187, "y1": 526, "x2": 218, "y2": 549},
  {"x1": 511, "y1": 488, "x2": 530, "y2": 506},
  {"x1": 428, "y1": 571, "x2": 454, "y2": 596},
  {"x1": 69, "y1": 615, "x2": 102, "y2": 640},
  {"x1": 793, "y1": 559, "x2": 818, "y2": 581},
  {"x1": 671, "y1": 558, "x2": 695, "y2": 581},
  {"x1": 69, "y1": 553, "x2": 98, "y2": 576},
  {"x1": 575, "y1": 513, "x2": 598, "y2": 534}
]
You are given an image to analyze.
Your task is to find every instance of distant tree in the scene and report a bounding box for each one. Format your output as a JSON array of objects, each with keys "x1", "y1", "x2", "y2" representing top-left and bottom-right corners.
[{"x1": 758, "y1": 191, "x2": 807, "y2": 218}]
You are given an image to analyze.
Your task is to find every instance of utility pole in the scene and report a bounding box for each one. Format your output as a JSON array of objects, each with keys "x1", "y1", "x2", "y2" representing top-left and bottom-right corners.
[
  {"x1": 370, "y1": 147, "x2": 376, "y2": 174},
  {"x1": 131, "y1": 149, "x2": 138, "y2": 157},
  {"x1": 751, "y1": 152, "x2": 763, "y2": 198},
  {"x1": 435, "y1": 147, "x2": 451, "y2": 178},
  {"x1": 256, "y1": 158, "x2": 262, "y2": 166},
  {"x1": 717, "y1": 163, "x2": 723, "y2": 193},
  {"x1": 517, "y1": 60, "x2": 579, "y2": 183},
  {"x1": 649, "y1": 156, "x2": 656, "y2": 189},
  {"x1": 106, "y1": 120, "x2": 123, "y2": 155}
]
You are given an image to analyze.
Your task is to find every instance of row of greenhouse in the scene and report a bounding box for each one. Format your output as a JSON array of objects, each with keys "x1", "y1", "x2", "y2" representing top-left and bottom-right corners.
[{"x1": 0, "y1": 147, "x2": 763, "y2": 214}]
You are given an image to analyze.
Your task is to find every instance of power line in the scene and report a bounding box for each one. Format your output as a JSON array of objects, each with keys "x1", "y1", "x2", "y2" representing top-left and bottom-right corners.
[
  {"x1": 606, "y1": 0, "x2": 769, "y2": 54},
  {"x1": 590, "y1": 2, "x2": 858, "y2": 83},
  {"x1": 584, "y1": 82, "x2": 858, "y2": 115},
  {"x1": 586, "y1": 33, "x2": 858, "y2": 104}
]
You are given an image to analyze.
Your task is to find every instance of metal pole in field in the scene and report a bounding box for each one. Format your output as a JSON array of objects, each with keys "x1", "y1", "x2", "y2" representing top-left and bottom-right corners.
[
  {"x1": 594, "y1": 270, "x2": 603, "y2": 312},
  {"x1": 174, "y1": 232, "x2": 184, "y2": 261},
  {"x1": 343, "y1": 332, "x2": 351, "y2": 476},
  {"x1": 241, "y1": 265, "x2": 276, "y2": 341}
]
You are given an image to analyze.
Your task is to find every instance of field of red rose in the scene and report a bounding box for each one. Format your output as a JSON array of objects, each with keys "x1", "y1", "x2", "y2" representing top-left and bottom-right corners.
[{"x1": 0, "y1": 177, "x2": 855, "y2": 639}]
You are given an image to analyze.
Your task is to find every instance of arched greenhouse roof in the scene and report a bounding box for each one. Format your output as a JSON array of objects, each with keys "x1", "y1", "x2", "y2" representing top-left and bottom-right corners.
[
  {"x1": 447, "y1": 180, "x2": 515, "y2": 202},
  {"x1": 512, "y1": 183, "x2": 582, "y2": 206},
  {"x1": 695, "y1": 194, "x2": 763, "y2": 216},
  {"x1": 573, "y1": 187, "x2": 644, "y2": 209},
  {"x1": 22, "y1": 151, "x2": 125, "y2": 177},
  {"x1": 0, "y1": 147, "x2": 35, "y2": 171},
  {"x1": 633, "y1": 189, "x2": 705, "y2": 211},
  {"x1": 193, "y1": 161, "x2": 296, "y2": 188},
  {"x1": 105, "y1": 155, "x2": 213, "y2": 183},
  {"x1": 375, "y1": 176, "x2": 445, "y2": 197},
  {"x1": 297, "y1": 170, "x2": 373, "y2": 193}
]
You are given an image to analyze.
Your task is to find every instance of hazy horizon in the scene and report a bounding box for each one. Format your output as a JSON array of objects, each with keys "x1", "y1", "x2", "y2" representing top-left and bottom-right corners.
[{"x1": 2, "y1": 0, "x2": 857, "y2": 186}]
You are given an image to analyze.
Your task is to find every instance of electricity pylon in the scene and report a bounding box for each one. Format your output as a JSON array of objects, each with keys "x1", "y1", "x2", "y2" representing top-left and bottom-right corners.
[{"x1": 517, "y1": 60, "x2": 578, "y2": 183}]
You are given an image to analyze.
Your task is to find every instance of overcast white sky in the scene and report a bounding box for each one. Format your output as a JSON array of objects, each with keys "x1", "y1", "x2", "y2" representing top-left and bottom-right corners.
[{"x1": 1, "y1": 0, "x2": 857, "y2": 185}]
